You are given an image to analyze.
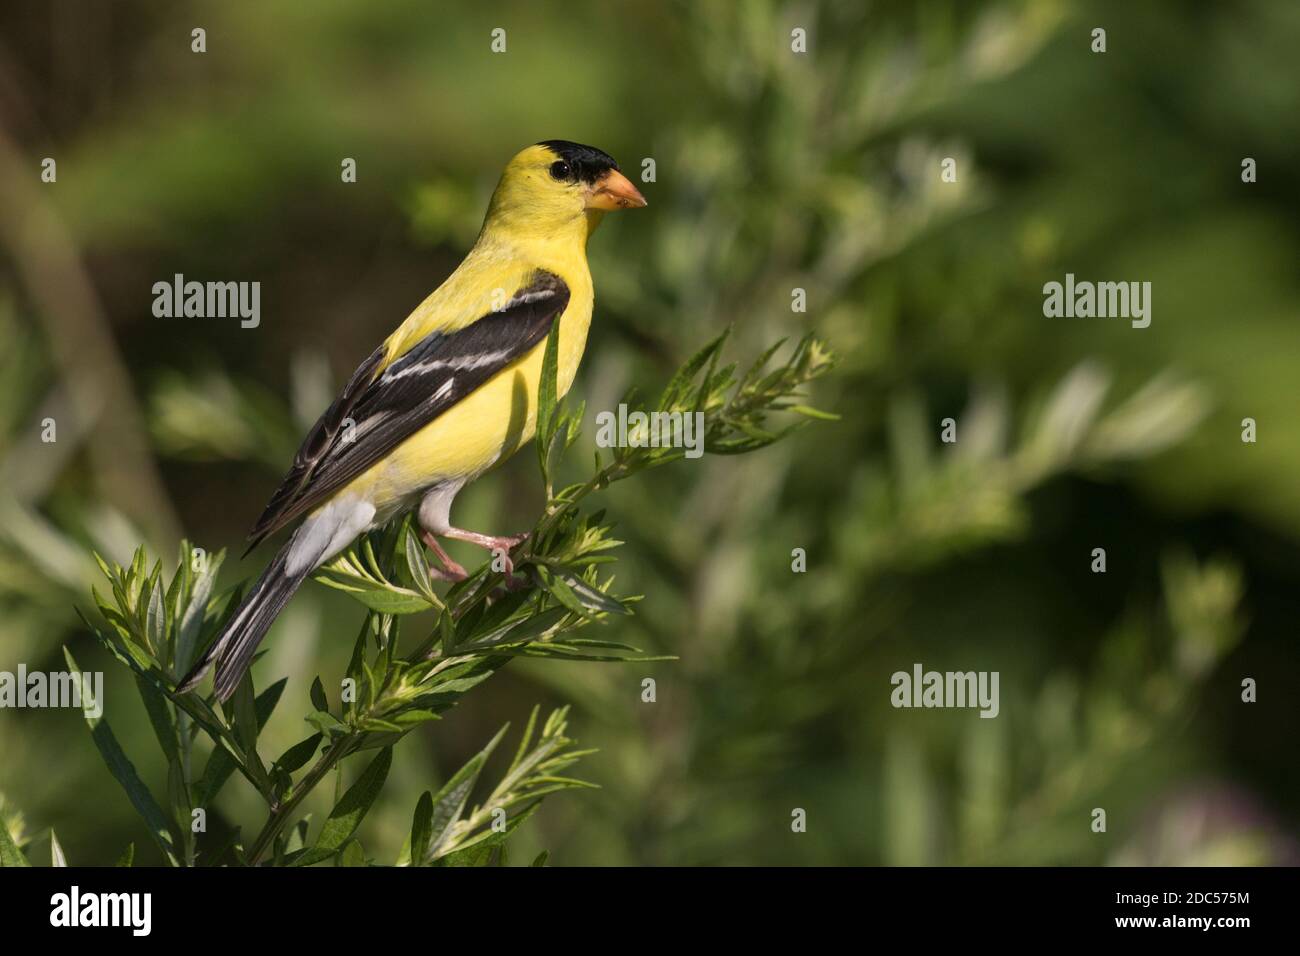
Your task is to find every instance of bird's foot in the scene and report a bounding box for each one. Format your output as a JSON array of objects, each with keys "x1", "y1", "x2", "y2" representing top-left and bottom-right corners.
[
  {"x1": 444, "y1": 527, "x2": 532, "y2": 594},
  {"x1": 420, "y1": 530, "x2": 468, "y2": 582},
  {"x1": 442, "y1": 527, "x2": 529, "y2": 552},
  {"x1": 441, "y1": 527, "x2": 529, "y2": 577}
]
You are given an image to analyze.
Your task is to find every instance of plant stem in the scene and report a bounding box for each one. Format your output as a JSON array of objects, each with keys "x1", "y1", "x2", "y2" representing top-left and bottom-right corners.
[
  {"x1": 246, "y1": 735, "x2": 355, "y2": 865},
  {"x1": 179, "y1": 709, "x2": 195, "y2": 866}
]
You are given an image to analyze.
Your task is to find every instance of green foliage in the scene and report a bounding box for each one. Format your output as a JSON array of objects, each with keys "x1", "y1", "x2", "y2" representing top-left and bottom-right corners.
[
  {"x1": 0, "y1": 794, "x2": 31, "y2": 868},
  {"x1": 404, "y1": 706, "x2": 595, "y2": 867},
  {"x1": 44, "y1": 333, "x2": 829, "y2": 866},
  {"x1": 846, "y1": 362, "x2": 1209, "y2": 574}
]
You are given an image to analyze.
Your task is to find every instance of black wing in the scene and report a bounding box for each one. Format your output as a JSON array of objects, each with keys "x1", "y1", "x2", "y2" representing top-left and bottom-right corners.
[{"x1": 245, "y1": 270, "x2": 569, "y2": 550}]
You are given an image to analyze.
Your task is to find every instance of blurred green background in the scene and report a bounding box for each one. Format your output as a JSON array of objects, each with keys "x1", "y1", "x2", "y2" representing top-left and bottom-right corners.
[{"x1": 1, "y1": 0, "x2": 1297, "y2": 865}]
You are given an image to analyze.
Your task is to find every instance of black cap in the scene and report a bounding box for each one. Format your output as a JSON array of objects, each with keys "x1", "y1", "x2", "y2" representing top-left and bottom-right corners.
[{"x1": 536, "y1": 140, "x2": 619, "y2": 184}]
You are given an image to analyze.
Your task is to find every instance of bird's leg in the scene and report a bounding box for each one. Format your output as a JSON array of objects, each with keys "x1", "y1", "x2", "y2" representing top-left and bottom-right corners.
[
  {"x1": 441, "y1": 527, "x2": 529, "y2": 580},
  {"x1": 419, "y1": 529, "x2": 468, "y2": 582}
]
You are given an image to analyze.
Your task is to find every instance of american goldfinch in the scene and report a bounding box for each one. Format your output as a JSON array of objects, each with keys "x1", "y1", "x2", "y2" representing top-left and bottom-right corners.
[{"x1": 180, "y1": 140, "x2": 646, "y2": 701}]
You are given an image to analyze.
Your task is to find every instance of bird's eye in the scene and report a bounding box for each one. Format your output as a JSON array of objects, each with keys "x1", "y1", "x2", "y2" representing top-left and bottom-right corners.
[{"x1": 548, "y1": 160, "x2": 571, "y2": 181}]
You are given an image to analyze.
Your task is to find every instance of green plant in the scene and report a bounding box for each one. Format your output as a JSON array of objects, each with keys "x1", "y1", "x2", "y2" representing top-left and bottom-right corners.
[{"x1": 1, "y1": 330, "x2": 831, "y2": 867}]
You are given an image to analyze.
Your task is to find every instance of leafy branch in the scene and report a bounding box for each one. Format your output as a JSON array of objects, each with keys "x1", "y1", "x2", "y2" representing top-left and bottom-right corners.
[{"x1": 39, "y1": 330, "x2": 833, "y2": 867}]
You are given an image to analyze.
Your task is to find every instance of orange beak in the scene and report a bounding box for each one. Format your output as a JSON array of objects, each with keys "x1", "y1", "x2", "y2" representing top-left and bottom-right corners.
[{"x1": 586, "y1": 168, "x2": 648, "y2": 210}]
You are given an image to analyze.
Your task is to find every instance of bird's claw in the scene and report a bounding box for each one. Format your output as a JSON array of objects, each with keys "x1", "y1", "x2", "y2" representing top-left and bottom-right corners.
[
  {"x1": 489, "y1": 531, "x2": 530, "y2": 552},
  {"x1": 488, "y1": 536, "x2": 532, "y2": 598},
  {"x1": 426, "y1": 560, "x2": 468, "y2": 583},
  {"x1": 420, "y1": 529, "x2": 469, "y2": 581},
  {"x1": 487, "y1": 535, "x2": 533, "y2": 599},
  {"x1": 424, "y1": 527, "x2": 530, "y2": 587}
]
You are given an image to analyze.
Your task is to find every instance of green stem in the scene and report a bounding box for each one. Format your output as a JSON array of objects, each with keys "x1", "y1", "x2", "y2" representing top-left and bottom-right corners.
[
  {"x1": 168, "y1": 687, "x2": 273, "y2": 801},
  {"x1": 178, "y1": 709, "x2": 195, "y2": 866},
  {"x1": 246, "y1": 735, "x2": 355, "y2": 865}
]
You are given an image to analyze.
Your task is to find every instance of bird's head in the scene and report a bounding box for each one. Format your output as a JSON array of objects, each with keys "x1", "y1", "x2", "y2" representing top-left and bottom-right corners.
[{"x1": 484, "y1": 140, "x2": 646, "y2": 242}]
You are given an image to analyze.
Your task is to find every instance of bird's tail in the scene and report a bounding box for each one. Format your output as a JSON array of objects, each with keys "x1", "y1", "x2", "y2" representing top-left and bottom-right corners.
[{"x1": 177, "y1": 539, "x2": 309, "y2": 702}]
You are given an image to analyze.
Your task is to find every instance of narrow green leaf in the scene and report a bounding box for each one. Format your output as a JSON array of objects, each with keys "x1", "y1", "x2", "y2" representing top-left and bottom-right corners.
[
  {"x1": 428, "y1": 725, "x2": 509, "y2": 858},
  {"x1": 284, "y1": 817, "x2": 312, "y2": 855},
  {"x1": 0, "y1": 818, "x2": 30, "y2": 867},
  {"x1": 501, "y1": 644, "x2": 675, "y2": 663},
  {"x1": 273, "y1": 733, "x2": 324, "y2": 775},
  {"x1": 339, "y1": 840, "x2": 366, "y2": 867},
  {"x1": 145, "y1": 583, "x2": 166, "y2": 656},
  {"x1": 230, "y1": 675, "x2": 260, "y2": 754},
  {"x1": 389, "y1": 708, "x2": 441, "y2": 728},
  {"x1": 508, "y1": 707, "x2": 541, "y2": 776},
  {"x1": 409, "y1": 791, "x2": 433, "y2": 867},
  {"x1": 164, "y1": 542, "x2": 189, "y2": 636},
  {"x1": 305, "y1": 710, "x2": 350, "y2": 738},
  {"x1": 661, "y1": 327, "x2": 730, "y2": 407},
  {"x1": 788, "y1": 404, "x2": 840, "y2": 421},
  {"x1": 135, "y1": 674, "x2": 180, "y2": 766},
  {"x1": 177, "y1": 550, "x2": 223, "y2": 673},
  {"x1": 313, "y1": 564, "x2": 435, "y2": 614},
  {"x1": 460, "y1": 606, "x2": 570, "y2": 652},
  {"x1": 530, "y1": 566, "x2": 592, "y2": 618},
  {"x1": 63, "y1": 646, "x2": 180, "y2": 867},
  {"x1": 560, "y1": 572, "x2": 631, "y2": 616},
  {"x1": 358, "y1": 716, "x2": 405, "y2": 733},
  {"x1": 438, "y1": 609, "x2": 456, "y2": 655},
  {"x1": 433, "y1": 803, "x2": 540, "y2": 866},
  {"x1": 403, "y1": 525, "x2": 443, "y2": 609},
  {"x1": 310, "y1": 676, "x2": 329, "y2": 714},
  {"x1": 291, "y1": 747, "x2": 393, "y2": 867}
]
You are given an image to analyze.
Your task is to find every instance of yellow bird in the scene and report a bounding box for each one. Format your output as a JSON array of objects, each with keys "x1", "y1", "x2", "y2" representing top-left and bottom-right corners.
[{"x1": 180, "y1": 141, "x2": 646, "y2": 701}]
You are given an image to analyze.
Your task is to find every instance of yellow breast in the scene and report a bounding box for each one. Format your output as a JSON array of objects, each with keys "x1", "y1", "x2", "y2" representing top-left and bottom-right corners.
[{"x1": 344, "y1": 263, "x2": 594, "y2": 511}]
